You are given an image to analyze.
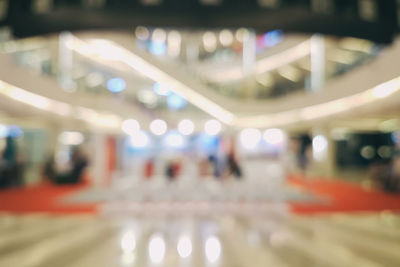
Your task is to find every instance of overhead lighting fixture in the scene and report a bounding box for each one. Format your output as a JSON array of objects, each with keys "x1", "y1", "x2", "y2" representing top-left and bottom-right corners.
[
  {"x1": 152, "y1": 28, "x2": 167, "y2": 43},
  {"x1": 204, "y1": 120, "x2": 222, "y2": 136},
  {"x1": 219, "y1": 30, "x2": 233, "y2": 47},
  {"x1": 235, "y1": 28, "x2": 249, "y2": 42},
  {"x1": 200, "y1": 0, "x2": 222, "y2": 5},
  {"x1": 167, "y1": 30, "x2": 181, "y2": 57},
  {"x1": 67, "y1": 35, "x2": 400, "y2": 129},
  {"x1": 263, "y1": 128, "x2": 285, "y2": 145},
  {"x1": 203, "y1": 31, "x2": 217, "y2": 52},
  {"x1": 122, "y1": 119, "x2": 140, "y2": 135},
  {"x1": 107, "y1": 78, "x2": 126, "y2": 93},
  {"x1": 153, "y1": 82, "x2": 171, "y2": 96},
  {"x1": 68, "y1": 35, "x2": 235, "y2": 124},
  {"x1": 167, "y1": 93, "x2": 187, "y2": 110},
  {"x1": 135, "y1": 26, "x2": 150, "y2": 41},
  {"x1": 58, "y1": 131, "x2": 84, "y2": 146},
  {"x1": 358, "y1": 0, "x2": 377, "y2": 22},
  {"x1": 240, "y1": 128, "x2": 261, "y2": 149},
  {"x1": 137, "y1": 89, "x2": 158, "y2": 108},
  {"x1": 360, "y1": 145, "x2": 375, "y2": 159},
  {"x1": 258, "y1": 0, "x2": 280, "y2": 8},
  {"x1": 164, "y1": 132, "x2": 185, "y2": 148},
  {"x1": 372, "y1": 79, "x2": 400, "y2": 98},
  {"x1": 86, "y1": 72, "x2": 104, "y2": 87},
  {"x1": 0, "y1": 81, "x2": 127, "y2": 130},
  {"x1": 150, "y1": 119, "x2": 167, "y2": 136},
  {"x1": 130, "y1": 131, "x2": 149, "y2": 148},
  {"x1": 178, "y1": 119, "x2": 195, "y2": 135}
]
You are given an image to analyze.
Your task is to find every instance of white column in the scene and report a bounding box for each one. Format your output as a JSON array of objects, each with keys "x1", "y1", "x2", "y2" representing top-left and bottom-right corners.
[
  {"x1": 58, "y1": 32, "x2": 75, "y2": 92},
  {"x1": 90, "y1": 133, "x2": 107, "y2": 187},
  {"x1": 310, "y1": 34, "x2": 325, "y2": 92},
  {"x1": 242, "y1": 30, "x2": 257, "y2": 97},
  {"x1": 311, "y1": 128, "x2": 336, "y2": 176}
]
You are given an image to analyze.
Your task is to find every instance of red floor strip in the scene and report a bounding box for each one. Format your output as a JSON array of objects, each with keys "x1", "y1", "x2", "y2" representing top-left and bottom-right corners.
[
  {"x1": 2, "y1": 175, "x2": 400, "y2": 215},
  {"x1": 288, "y1": 174, "x2": 400, "y2": 214},
  {"x1": 0, "y1": 181, "x2": 97, "y2": 214}
]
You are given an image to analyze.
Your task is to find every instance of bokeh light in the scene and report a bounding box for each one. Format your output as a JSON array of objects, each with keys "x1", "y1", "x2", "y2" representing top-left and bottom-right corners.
[
  {"x1": 164, "y1": 132, "x2": 184, "y2": 148},
  {"x1": 203, "y1": 31, "x2": 217, "y2": 52},
  {"x1": 219, "y1": 29, "x2": 233, "y2": 46},
  {"x1": 240, "y1": 128, "x2": 261, "y2": 149},
  {"x1": 312, "y1": 135, "x2": 328, "y2": 161},
  {"x1": 58, "y1": 131, "x2": 84, "y2": 145},
  {"x1": 178, "y1": 119, "x2": 194, "y2": 135},
  {"x1": 130, "y1": 131, "x2": 149, "y2": 148},
  {"x1": 121, "y1": 231, "x2": 136, "y2": 253},
  {"x1": 177, "y1": 236, "x2": 192, "y2": 258},
  {"x1": 263, "y1": 128, "x2": 285, "y2": 145},
  {"x1": 204, "y1": 120, "x2": 221, "y2": 136},
  {"x1": 122, "y1": 119, "x2": 140, "y2": 135},
  {"x1": 107, "y1": 78, "x2": 126, "y2": 93},
  {"x1": 148, "y1": 234, "x2": 166, "y2": 263},
  {"x1": 205, "y1": 236, "x2": 221, "y2": 263},
  {"x1": 150, "y1": 119, "x2": 167, "y2": 136},
  {"x1": 167, "y1": 93, "x2": 187, "y2": 110}
]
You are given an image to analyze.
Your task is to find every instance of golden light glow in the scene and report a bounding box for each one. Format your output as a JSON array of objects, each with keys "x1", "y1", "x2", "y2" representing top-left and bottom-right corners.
[
  {"x1": 0, "y1": 80, "x2": 123, "y2": 129},
  {"x1": 210, "y1": 39, "x2": 311, "y2": 83},
  {"x1": 68, "y1": 35, "x2": 235, "y2": 124}
]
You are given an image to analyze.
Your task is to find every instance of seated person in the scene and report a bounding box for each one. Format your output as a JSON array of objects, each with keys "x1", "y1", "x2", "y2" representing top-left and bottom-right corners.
[{"x1": 45, "y1": 148, "x2": 88, "y2": 185}]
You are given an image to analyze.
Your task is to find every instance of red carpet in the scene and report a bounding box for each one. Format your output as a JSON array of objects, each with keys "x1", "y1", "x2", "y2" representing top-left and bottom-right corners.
[
  {"x1": 0, "y1": 181, "x2": 97, "y2": 214},
  {"x1": 288, "y1": 174, "x2": 400, "y2": 214},
  {"x1": 2, "y1": 175, "x2": 400, "y2": 215}
]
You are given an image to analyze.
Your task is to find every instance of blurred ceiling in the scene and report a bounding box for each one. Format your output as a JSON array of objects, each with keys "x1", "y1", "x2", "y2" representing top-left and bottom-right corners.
[{"x1": 1, "y1": 0, "x2": 399, "y2": 43}]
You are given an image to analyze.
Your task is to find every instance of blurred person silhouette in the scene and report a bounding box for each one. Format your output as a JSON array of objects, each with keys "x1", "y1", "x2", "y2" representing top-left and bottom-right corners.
[
  {"x1": 165, "y1": 159, "x2": 181, "y2": 181},
  {"x1": 198, "y1": 157, "x2": 212, "y2": 178},
  {"x1": 298, "y1": 134, "x2": 312, "y2": 173},
  {"x1": 226, "y1": 150, "x2": 242, "y2": 179},
  {"x1": 43, "y1": 153, "x2": 55, "y2": 182},
  {"x1": 208, "y1": 155, "x2": 221, "y2": 179},
  {"x1": 369, "y1": 158, "x2": 395, "y2": 192},
  {"x1": 370, "y1": 139, "x2": 400, "y2": 193},
  {"x1": 165, "y1": 160, "x2": 174, "y2": 181},
  {"x1": 144, "y1": 157, "x2": 155, "y2": 180},
  {"x1": 47, "y1": 147, "x2": 89, "y2": 185},
  {"x1": 391, "y1": 141, "x2": 400, "y2": 192},
  {"x1": 0, "y1": 136, "x2": 22, "y2": 188}
]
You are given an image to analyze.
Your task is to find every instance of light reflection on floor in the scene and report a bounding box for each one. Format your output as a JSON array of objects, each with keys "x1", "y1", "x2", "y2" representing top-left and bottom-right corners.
[{"x1": 0, "y1": 211, "x2": 399, "y2": 267}]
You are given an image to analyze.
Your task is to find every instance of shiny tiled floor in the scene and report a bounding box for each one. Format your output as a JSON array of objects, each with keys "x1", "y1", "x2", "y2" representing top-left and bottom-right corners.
[{"x1": 0, "y1": 211, "x2": 399, "y2": 267}]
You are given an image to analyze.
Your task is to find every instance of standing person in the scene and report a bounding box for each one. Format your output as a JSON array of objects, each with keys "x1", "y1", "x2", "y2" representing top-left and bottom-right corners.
[
  {"x1": 0, "y1": 136, "x2": 19, "y2": 188},
  {"x1": 226, "y1": 151, "x2": 242, "y2": 179},
  {"x1": 51, "y1": 147, "x2": 89, "y2": 184},
  {"x1": 144, "y1": 158, "x2": 155, "y2": 180},
  {"x1": 198, "y1": 157, "x2": 212, "y2": 178},
  {"x1": 298, "y1": 134, "x2": 312, "y2": 173},
  {"x1": 165, "y1": 160, "x2": 175, "y2": 181},
  {"x1": 208, "y1": 155, "x2": 221, "y2": 179},
  {"x1": 225, "y1": 137, "x2": 242, "y2": 179}
]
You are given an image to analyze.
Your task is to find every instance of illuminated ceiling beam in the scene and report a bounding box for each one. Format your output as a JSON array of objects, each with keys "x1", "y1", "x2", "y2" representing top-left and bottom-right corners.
[
  {"x1": 208, "y1": 40, "x2": 311, "y2": 83},
  {"x1": 67, "y1": 36, "x2": 236, "y2": 125}
]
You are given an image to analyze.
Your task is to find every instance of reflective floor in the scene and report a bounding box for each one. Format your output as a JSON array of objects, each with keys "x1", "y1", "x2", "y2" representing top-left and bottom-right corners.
[{"x1": 0, "y1": 212, "x2": 399, "y2": 267}]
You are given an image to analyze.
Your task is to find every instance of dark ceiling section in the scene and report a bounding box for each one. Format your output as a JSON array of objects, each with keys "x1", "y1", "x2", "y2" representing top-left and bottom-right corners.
[{"x1": 1, "y1": 0, "x2": 399, "y2": 43}]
